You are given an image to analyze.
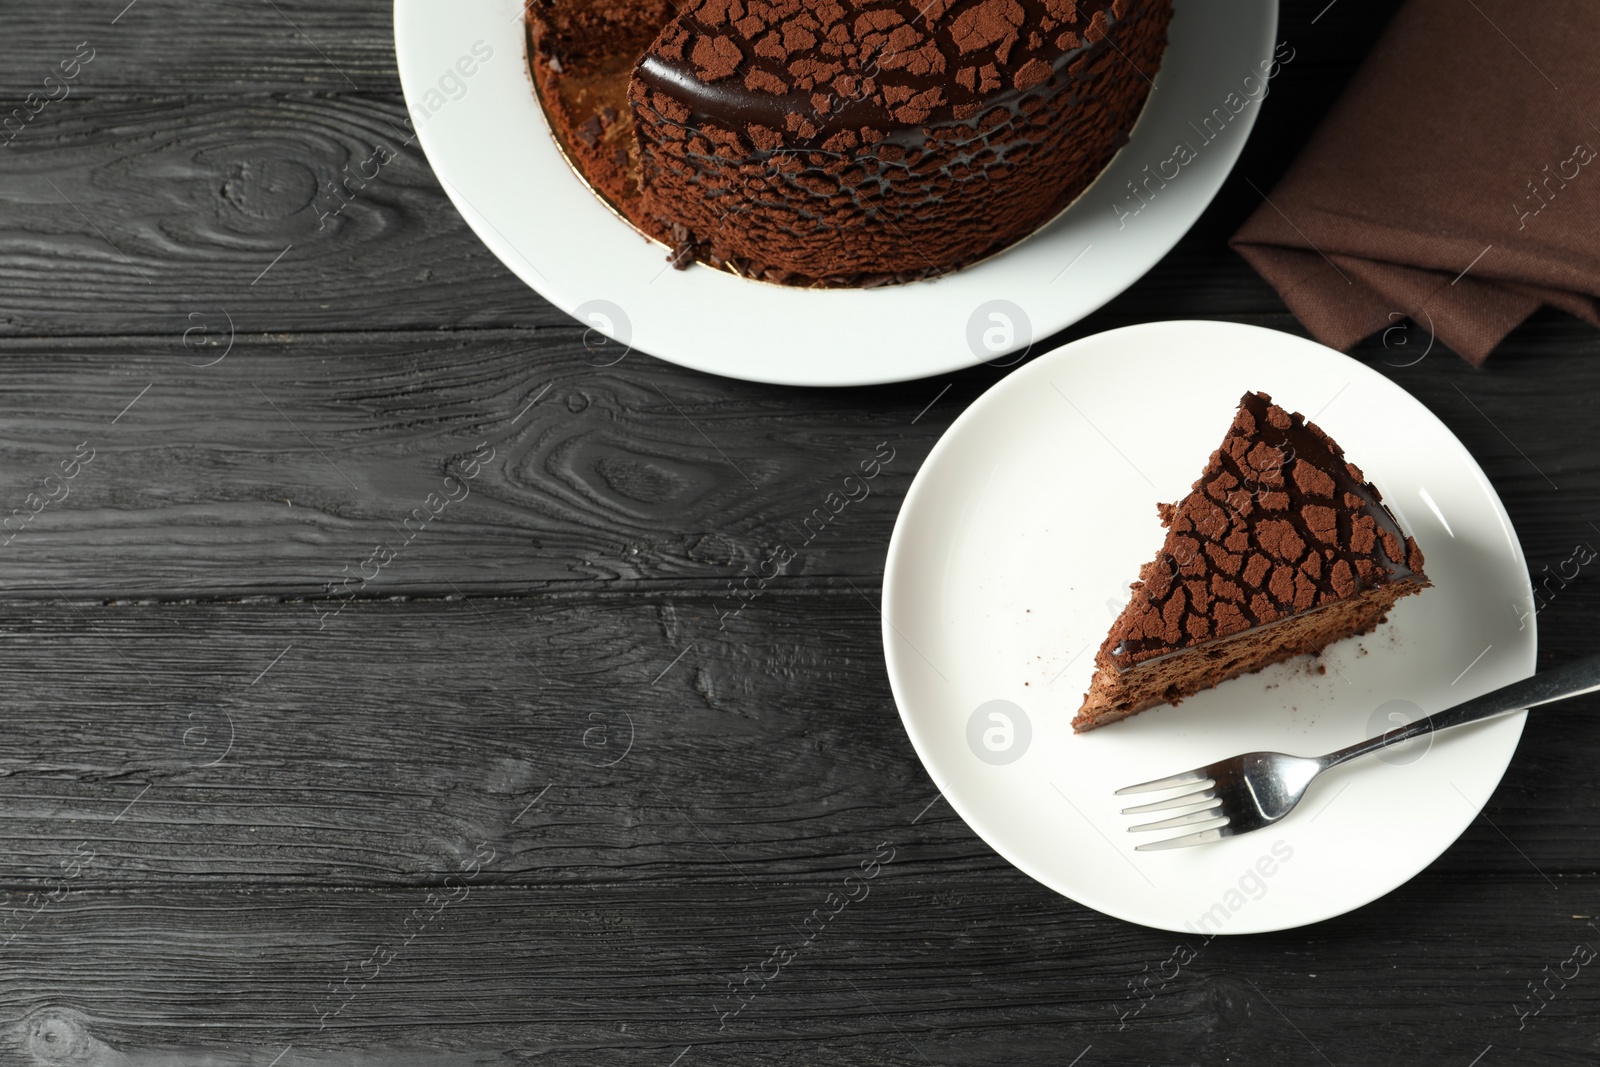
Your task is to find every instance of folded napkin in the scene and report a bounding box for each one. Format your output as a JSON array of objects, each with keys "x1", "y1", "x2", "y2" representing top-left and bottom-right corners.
[{"x1": 1231, "y1": 0, "x2": 1600, "y2": 363}]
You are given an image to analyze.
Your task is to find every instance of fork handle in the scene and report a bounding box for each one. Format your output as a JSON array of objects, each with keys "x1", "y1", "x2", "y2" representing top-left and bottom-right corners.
[{"x1": 1321, "y1": 651, "x2": 1600, "y2": 769}]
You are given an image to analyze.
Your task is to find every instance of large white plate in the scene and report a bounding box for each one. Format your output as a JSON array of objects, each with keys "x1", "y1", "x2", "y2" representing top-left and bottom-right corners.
[
  {"x1": 882, "y1": 321, "x2": 1536, "y2": 933},
  {"x1": 393, "y1": 0, "x2": 1278, "y2": 386}
]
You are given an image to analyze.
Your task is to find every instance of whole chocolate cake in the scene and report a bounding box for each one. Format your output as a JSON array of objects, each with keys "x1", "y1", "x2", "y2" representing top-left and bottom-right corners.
[
  {"x1": 1073, "y1": 392, "x2": 1430, "y2": 733},
  {"x1": 529, "y1": 0, "x2": 1173, "y2": 286}
]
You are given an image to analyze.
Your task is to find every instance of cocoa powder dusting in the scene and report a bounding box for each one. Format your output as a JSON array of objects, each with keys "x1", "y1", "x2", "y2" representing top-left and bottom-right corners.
[
  {"x1": 1102, "y1": 392, "x2": 1429, "y2": 668},
  {"x1": 628, "y1": 0, "x2": 1172, "y2": 284}
]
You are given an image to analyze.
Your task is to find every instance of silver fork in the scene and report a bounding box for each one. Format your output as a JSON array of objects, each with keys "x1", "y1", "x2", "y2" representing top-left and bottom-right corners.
[{"x1": 1115, "y1": 652, "x2": 1600, "y2": 850}]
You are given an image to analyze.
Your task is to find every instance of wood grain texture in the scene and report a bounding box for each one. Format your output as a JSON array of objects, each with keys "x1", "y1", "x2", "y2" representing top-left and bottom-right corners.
[
  {"x1": 1, "y1": 1, "x2": 405, "y2": 94},
  {"x1": 4, "y1": 0, "x2": 1600, "y2": 1062},
  {"x1": 0, "y1": 593, "x2": 1594, "y2": 893},
  {"x1": 2, "y1": 876, "x2": 1598, "y2": 1066},
  {"x1": 0, "y1": 317, "x2": 1593, "y2": 599},
  {"x1": 0, "y1": 330, "x2": 943, "y2": 597},
  {"x1": 0, "y1": 93, "x2": 572, "y2": 337}
]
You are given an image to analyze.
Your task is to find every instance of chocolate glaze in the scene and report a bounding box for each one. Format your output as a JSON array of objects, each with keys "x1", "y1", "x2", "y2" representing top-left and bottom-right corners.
[{"x1": 1106, "y1": 391, "x2": 1428, "y2": 668}]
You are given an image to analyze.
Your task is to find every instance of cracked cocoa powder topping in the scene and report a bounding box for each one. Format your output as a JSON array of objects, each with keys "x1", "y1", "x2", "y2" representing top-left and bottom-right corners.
[
  {"x1": 530, "y1": 0, "x2": 1170, "y2": 285},
  {"x1": 624, "y1": 0, "x2": 1168, "y2": 285},
  {"x1": 638, "y1": 0, "x2": 1126, "y2": 142},
  {"x1": 1106, "y1": 392, "x2": 1428, "y2": 668}
]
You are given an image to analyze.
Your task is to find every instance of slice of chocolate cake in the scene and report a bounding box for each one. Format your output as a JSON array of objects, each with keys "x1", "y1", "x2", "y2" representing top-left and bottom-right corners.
[{"x1": 1073, "y1": 392, "x2": 1429, "y2": 733}]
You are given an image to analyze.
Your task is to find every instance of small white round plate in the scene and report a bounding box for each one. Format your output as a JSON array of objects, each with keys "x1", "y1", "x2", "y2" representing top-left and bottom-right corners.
[
  {"x1": 882, "y1": 321, "x2": 1536, "y2": 933},
  {"x1": 393, "y1": 0, "x2": 1279, "y2": 386}
]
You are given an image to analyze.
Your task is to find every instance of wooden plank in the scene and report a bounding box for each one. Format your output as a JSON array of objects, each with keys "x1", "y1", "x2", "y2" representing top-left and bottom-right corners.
[
  {"x1": 2, "y1": 0, "x2": 403, "y2": 95},
  {"x1": 0, "y1": 318, "x2": 1594, "y2": 599},
  {"x1": 1, "y1": 875, "x2": 1596, "y2": 1065},
  {"x1": 0, "y1": 329, "x2": 939, "y2": 597},
  {"x1": 0, "y1": 94, "x2": 575, "y2": 336},
  {"x1": 0, "y1": 593, "x2": 1593, "y2": 893},
  {"x1": 0, "y1": 593, "x2": 974, "y2": 889}
]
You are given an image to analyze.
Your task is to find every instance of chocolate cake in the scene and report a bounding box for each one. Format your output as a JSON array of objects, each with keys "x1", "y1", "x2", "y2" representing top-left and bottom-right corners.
[
  {"x1": 1073, "y1": 392, "x2": 1429, "y2": 733},
  {"x1": 528, "y1": 0, "x2": 1173, "y2": 286}
]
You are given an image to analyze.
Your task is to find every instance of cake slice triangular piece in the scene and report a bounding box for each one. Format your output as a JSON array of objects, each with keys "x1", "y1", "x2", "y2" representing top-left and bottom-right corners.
[{"x1": 1073, "y1": 391, "x2": 1429, "y2": 733}]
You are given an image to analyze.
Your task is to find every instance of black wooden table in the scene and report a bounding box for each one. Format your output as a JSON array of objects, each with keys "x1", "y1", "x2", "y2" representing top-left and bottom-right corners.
[{"x1": 2, "y1": 3, "x2": 1597, "y2": 1064}]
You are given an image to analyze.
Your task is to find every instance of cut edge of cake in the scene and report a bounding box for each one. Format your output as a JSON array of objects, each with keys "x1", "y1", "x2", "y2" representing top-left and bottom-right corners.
[{"x1": 1072, "y1": 391, "x2": 1429, "y2": 733}]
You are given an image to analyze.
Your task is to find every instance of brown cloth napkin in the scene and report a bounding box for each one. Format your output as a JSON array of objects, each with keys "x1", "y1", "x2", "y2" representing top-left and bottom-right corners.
[{"x1": 1230, "y1": 0, "x2": 1600, "y2": 364}]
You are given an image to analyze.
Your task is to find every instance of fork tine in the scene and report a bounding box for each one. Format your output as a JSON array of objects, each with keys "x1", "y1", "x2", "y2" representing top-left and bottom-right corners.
[
  {"x1": 1114, "y1": 768, "x2": 1212, "y2": 795},
  {"x1": 1135, "y1": 823, "x2": 1237, "y2": 851},
  {"x1": 1119, "y1": 785, "x2": 1217, "y2": 816},
  {"x1": 1127, "y1": 805, "x2": 1226, "y2": 833}
]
